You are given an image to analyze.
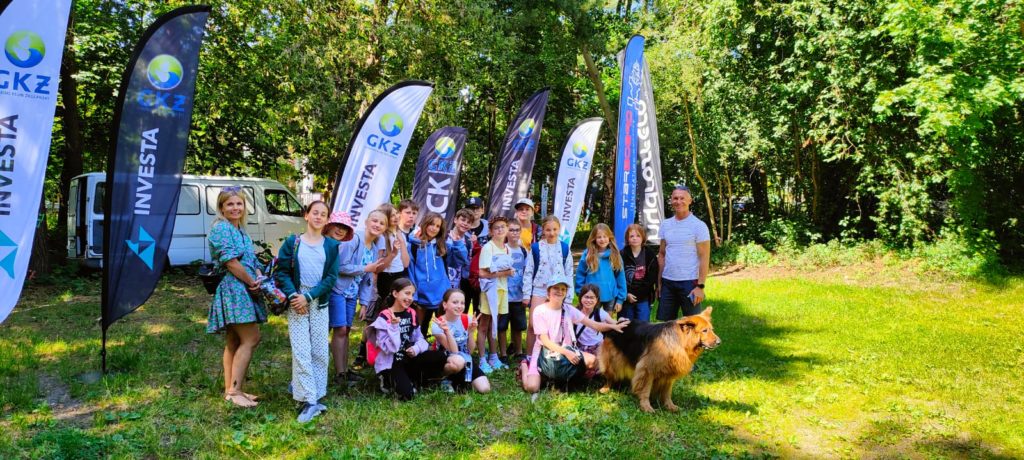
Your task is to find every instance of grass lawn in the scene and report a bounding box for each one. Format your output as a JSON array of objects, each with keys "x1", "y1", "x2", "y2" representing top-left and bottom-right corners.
[{"x1": 1, "y1": 267, "x2": 1022, "y2": 459}]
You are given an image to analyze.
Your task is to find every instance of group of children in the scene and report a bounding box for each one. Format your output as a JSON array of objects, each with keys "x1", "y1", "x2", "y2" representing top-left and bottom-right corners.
[{"x1": 218, "y1": 193, "x2": 657, "y2": 423}]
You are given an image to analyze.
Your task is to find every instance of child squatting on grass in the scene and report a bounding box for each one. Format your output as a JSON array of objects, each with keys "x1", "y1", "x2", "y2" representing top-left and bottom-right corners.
[
  {"x1": 520, "y1": 274, "x2": 629, "y2": 394},
  {"x1": 368, "y1": 278, "x2": 463, "y2": 401},
  {"x1": 430, "y1": 288, "x2": 491, "y2": 393}
]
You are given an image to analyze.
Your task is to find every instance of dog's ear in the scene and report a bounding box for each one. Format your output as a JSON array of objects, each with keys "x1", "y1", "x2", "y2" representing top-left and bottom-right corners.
[
  {"x1": 700, "y1": 307, "x2": 713, "y2": 318},
  {"x1": 678, "y1": 319, "x2": 696, "y2": 332}
]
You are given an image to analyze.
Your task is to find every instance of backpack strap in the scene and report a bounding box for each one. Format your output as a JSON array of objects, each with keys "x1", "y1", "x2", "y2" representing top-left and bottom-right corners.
[
  {"x1": 531, "y1": 242, "x2": 541, "y2": 285},
  {"x1": 380, "y1": 307, "x2": 418, "y2": 327}
]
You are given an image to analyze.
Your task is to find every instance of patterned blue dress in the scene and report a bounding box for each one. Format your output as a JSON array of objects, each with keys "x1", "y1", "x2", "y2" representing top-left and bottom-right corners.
[{"x1": 206, "y1": 220, "x2": 267, "y2": 333}]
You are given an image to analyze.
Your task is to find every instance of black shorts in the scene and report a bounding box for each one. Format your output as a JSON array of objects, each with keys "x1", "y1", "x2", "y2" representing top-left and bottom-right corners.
[
  {"x1": 451, "y1": 359, "x2": 487, "y2": 390},
  {"x1": 498, "y1": 301, "x2": 528, "y2": 332}
]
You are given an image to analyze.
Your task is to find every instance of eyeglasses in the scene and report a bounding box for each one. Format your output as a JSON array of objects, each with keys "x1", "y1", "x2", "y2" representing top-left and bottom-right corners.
[{"x1": 223, "y1": 185, "x2": 242, "y2": 193}]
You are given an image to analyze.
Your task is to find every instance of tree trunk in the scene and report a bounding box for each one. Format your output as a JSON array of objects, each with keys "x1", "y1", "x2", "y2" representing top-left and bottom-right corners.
[
  {"x1": 715, "y1": 170, "x2": 725, "y2": 240},
  {"x1": 750, "y1": 159, "x2": 770, "y2": 222},
  {"x1": 683, "y1": 99, "x2": 720, "y2": 246},
  {"x1": 58, "y1": 11, "x2": 83, "y2": 263},
  {"x1": 580, "y1": 42, "x2": 616, "y2": 134},
  {"x1": 811, "y1": 150, "x2": 821, "y2": 224},
  {"x1": 725, "y1": 163, "x2": 734, "y2": 241},
  {"x1": 29, "y1": 189, "x2": 49, "y2": 277}
]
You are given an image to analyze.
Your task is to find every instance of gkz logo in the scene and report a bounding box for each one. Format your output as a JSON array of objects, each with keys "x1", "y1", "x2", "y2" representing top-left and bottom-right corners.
[
  {"x1": 147, "y1": 55, "x2": 183, "y2": 90},
  {"x1": 4, "y1": 31, "x2": 45, "y2": 68},
  {"x1": 0, "y1": 229, "x2": 17, "y2": 278},
  {"x1": 510, "y1": 118, "x2": 537, "y2": 152},
  {"x1": 434, "y1": 136, "x2": 456, "y2": 159},
  {"x1": 367, "y1": 113, "x2": 404, "y2": 156},
  {"x1": 518, "y1": 118, "x2": 535, "y2": 138},
  {"x1": 565, "y1": 141, "x2": 590, "y2": 170},
  {"x1": 125, "y1": 225, "x2": 155, "y2": 270},
  {"x1": 0, "y1": 31, "x2": 53, "y2": 96},
  {"x1": 427, "y1": 136, "x2": 458, "y2": 175},
  {"x1": 137, "y1": 54, "x2": 187, "y2": 113}
]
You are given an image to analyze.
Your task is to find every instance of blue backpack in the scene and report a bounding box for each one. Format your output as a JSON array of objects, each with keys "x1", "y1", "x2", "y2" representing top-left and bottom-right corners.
[{"x1": 531, "y1": 241, "x2": 570, "y2": 285}]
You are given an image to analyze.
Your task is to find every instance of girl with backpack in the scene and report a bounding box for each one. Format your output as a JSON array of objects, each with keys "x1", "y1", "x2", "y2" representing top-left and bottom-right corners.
[
  {"x1": 368, "y1": 278, "x2": 463, "y2": 401},
  {"x1": 519, "y1": 275, "x2": 628, "y2": 394},
  {"x1": 407, "y1": 212, "x2": 467, "y2": 335},
  {"x1": 352, "y1": 209, "x2": 393, "y2": 370},
  {"x1": 275, "y1": 201, "x2": 340, "y2": 423},
  {"x1": 477, "y1": 216, "x2": 515, "y2": 373},
  {"x1": 621, "y1": 224, "x2": 660, "y2": 322},
  {"x1": 325, "y1": 210, "x2": 387, "y2": 386},
  {"x1": 573, "y1": 284, "x2": 616, "y2": 379},
  {"x1": 574, "y1": 223, "x2": 627, "y2": 314},
  {"x1": 522, "y1": 216, "x2": 575, "y2": 355},
  {"x1": 430, "y1": 289, "x2": 491, "y2": 393}
]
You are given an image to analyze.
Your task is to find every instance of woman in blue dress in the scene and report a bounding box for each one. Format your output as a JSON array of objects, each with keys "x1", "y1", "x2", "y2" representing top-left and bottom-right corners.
[{"x1": 207, "y1": 186, "x2": 266, "y2": 408}]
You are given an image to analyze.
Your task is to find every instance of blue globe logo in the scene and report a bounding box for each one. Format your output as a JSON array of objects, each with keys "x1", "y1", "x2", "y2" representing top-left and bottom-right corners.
[
  {"x1": 4, "y1": 31, "x2": 45, "y2": 68},
  {"x1": 434, "y1": 136, "x2": 457, "y2": 159},
  {"x1": 146, "y1": 55, "x2": 183, "y2": 90},
  {"x1": 518, "y1": 119, "x2": 535, "y2": 138},
  {"x1": 572, "y1": 141, "x2": 588, "y2": 159},
  {"x1": 379, "y1": 113, "x2": 404, "y2": 137}
]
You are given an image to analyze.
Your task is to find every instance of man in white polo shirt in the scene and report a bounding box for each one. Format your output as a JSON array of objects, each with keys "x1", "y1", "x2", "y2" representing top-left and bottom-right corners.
[{"x1": 656, "y1": 185, "x2": 711, "y2": 320}]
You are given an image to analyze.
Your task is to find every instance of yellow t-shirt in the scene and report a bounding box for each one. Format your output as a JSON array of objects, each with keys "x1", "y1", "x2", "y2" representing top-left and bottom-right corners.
[
  {"x1": 479, "y1": 240, "x2": 510, "y2": 290},
  {"x1": 520, "y1": 222, "x2": 534, "y2": 247}
]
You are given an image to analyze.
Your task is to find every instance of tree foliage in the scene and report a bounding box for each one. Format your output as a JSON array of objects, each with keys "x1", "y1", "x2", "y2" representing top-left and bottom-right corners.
[{"x1": 50, "y1": 0, "x2": 1024, "y2": 266}]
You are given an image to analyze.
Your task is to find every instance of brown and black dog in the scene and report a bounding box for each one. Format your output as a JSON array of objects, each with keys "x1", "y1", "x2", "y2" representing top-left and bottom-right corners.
[{"x1": 599, "y1": 307, "x2": 720, "y2": 413}]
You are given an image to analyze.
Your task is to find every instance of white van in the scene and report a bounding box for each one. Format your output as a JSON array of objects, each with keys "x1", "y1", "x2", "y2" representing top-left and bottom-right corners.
[{"x1": 67, "y1": 173, "x2": 308, "y2": 268}]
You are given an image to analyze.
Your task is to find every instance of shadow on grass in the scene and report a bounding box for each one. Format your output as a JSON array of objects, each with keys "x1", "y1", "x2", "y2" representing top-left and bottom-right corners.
[
  {"x1": 680, "y1": 299, "x2": 826, "y2": 384},
  {"x1": 858, "y1": 416, "x2": 1017, "y2": 459}
]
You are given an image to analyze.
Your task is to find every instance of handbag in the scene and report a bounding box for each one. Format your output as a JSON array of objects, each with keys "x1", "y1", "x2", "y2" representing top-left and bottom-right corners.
[
  {"x1": 197, "y1": 263, "x2": 223, "y2": 295},
  {"x1": 266, "y1": 234, "x2": 302, "y2": 315},
  {"x1": 538, "y1": 307, "x2": 585, "y2": 382}
]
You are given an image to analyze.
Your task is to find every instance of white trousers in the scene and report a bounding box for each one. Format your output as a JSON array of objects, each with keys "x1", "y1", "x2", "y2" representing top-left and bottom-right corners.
[{"x1": 288, "y1": 299, "x2": 329, "y2": 404}]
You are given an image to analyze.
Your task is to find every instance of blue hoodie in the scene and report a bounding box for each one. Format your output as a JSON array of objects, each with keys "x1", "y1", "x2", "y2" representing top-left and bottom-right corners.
[
  {"x1": 408, "y1": 236, "x2": 467, "y2": 308},
  {"x1": 575, "y1": 248, "x2": 627, "y2": 304}
]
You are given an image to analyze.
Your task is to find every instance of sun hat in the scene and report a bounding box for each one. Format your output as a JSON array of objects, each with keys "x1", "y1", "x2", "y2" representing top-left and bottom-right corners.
[{"x1": 325, "y1": 211, "x2": 355, "y2": 241}]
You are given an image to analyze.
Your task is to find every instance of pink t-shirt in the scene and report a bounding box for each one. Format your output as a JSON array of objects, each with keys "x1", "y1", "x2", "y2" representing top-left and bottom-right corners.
[{"x1": 528, "y1": 304, "x2": 585, "y2": 376}]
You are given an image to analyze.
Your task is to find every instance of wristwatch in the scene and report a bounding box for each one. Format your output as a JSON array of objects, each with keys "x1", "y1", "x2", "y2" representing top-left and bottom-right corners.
[{"x1": 696, "y1": 283, "x2": 705, "y2": 289}]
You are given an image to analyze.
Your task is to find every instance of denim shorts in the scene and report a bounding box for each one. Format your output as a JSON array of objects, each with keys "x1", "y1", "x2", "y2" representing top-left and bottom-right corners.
[{"x1": 329, "y1": 293, "x2": 358, "y2": 328}]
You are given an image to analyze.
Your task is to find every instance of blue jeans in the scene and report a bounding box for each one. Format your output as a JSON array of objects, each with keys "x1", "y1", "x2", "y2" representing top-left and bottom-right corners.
[
  {"x1": 620, "y1": 300, "x2": 651, "y2": 322},
  {"x1": 656, "y1": 279, "x2": 699, "y2": 321}
]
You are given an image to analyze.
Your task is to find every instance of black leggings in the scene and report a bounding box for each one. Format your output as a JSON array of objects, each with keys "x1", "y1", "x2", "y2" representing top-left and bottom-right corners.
[{"x1": 379, "y1": 349, "x2": 447, "y2": 400}]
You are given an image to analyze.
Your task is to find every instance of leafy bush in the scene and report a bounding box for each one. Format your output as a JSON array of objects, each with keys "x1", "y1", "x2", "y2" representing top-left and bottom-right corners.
[{"x1": 911, "y1": 232, "x2": 1004, "y2": 279}]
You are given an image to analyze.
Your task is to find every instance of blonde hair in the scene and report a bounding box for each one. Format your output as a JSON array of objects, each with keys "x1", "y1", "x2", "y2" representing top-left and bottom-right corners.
[
  {"x1": 585, "y1": 223, "x2": 622, "y2": 273},
  {"x1": 366, "y1": 209, "x2": 391, "y2": 252},
  {"x1": 541, "y1": 215, "x2": 561, "y2": 231},
  {"x1": 375, "y1": 203, "x2": 399, "y2": 253},
  {"x1": 215, "y1": 189, "x2": 247, "y2": 227}
]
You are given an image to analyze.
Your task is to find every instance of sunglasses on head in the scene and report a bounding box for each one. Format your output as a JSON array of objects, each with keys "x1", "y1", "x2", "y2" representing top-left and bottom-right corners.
[{"x1": 223, "y1": 185, "x2": 242, "y2": 193}]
